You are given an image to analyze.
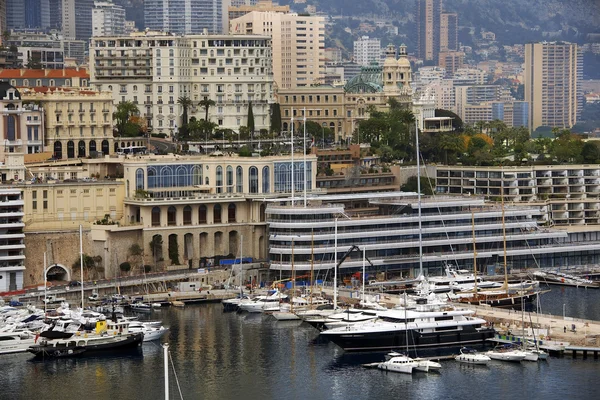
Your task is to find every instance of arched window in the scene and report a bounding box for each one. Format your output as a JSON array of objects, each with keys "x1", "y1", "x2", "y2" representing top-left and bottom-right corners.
[
  {"x1": 54, "y1": 141, "x2": 63, "y2": 159},
  {"x1": 151, "y1": 207, "x2": 161, "y2": 226},
  {"x1": 198, "y1": 205, "x2": 207, "y2": 224},
  {"x1": 226, "y1": 166, "x2": 233, "y2": 193},
  {"x1": 67, "y1": 141, "x2": 75, "y2": 158},
  {"x1": 78, "y1": 140, "x2": 86, "y2": 157},
  {"x1": 135, "y1": 168, "x2": 144, "y2": 190},
  {"x1": 249, "y1": 166, "x2": 258, "y2": 194},
  {"x1": 236, "y1": 166, "x2": 243, "y2": 192},
  {"x1": 262, "y1": 166, "x2": 270, "y2": 193},
  {"x1": 167, "y1": 206, "x2": 177, "y2": 226},
  {"x1": 213, "y1": 204, "x2": 222, "y2": 223},
  {"x1": 101, "y1": 140, "x2": 109, "y2": 155},
  {"x1": 176, "y1": 166, "x2": 187, "y2": 187},
  {"x1": 228, "y1": 204, "x2": 236, "y2": 222},
  {"x1": 183, "y1": 205, "x2": 192, "y2": 225},
  {"x1": 147, "y1": 167, "x2": 157, "y2": 188},
  {"x1": 216, "y1": 166, "x2": 223, "y2": 193},
  {"x1": 192, "y1": 165, "x2": 202, "y2": 185},
  {"x1": 161, "y1": 166, "x2": 173, "y2": 187},
  {"x1": 89, "y1": 140, "x2": 97, "y2": 154}
]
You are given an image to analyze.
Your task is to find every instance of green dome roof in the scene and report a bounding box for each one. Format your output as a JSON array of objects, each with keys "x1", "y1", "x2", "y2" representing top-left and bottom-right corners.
[{"x1": 344, "y1": 65, "x2": 383, "y2": 93}]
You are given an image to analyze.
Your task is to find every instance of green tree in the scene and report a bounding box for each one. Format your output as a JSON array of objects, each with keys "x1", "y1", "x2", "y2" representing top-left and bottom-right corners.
[
  {"x1": 113, "y1": 101, "x2": 139, "y2": 137},
  {"x1": 270, "y1": 103, "x2": 282, "y2": 134},
  {"x1": 304, "y1": 121, "x2": 334, "y2": 144},
  {"x1": 199, "y1": 97, "x2": 215, "y2": 121},
  {"x1": 168, "y1": 235, "x2": 180, "y2": 265},
  {"x1": 247, "y1": 101, "x2": 255, "y2": 135},
  {"x1": 581, "y1": 142, "x2": 600, "y2": 163},
  {"x1": 119, "y1": 262, "x2": 132, "y2": 273},
  {"x1": 401, "y1": 176, "x2": 436, "y2": 195},
  {"x1": 178, "y1": 96, "x2": 193, "y2": 140}
]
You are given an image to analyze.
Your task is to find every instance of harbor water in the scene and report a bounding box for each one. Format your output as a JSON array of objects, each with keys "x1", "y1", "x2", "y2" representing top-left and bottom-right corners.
[{"x1": 1, "y1": 286, "x2": 600, "y2": 400}]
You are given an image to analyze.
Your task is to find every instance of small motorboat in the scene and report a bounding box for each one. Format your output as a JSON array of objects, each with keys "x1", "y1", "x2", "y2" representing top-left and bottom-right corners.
[
  {"x1": 152, "y1": 303, "x2": 162, "y2": 309},
  {"x1": 455, "y1": 347, "x2": 491, "y2": 365},
  {"x1": 170, "y1": 301, "x2": 185, "y2": 308},
  {"x1": 130, "y1": 302, "x2": 152, "y2": 312}
]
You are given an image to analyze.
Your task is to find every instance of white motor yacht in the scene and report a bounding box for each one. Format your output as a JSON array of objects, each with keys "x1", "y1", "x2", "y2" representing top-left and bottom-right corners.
[
  {"x1": 0, "y1": 331, "x2": 37, "y2": 355},
  {"x1": 455, "y1": 347, "x2": 491, "y2": 365},
  {"x1": 377, "y1": 354, "x2": 417, "y2": 374}
]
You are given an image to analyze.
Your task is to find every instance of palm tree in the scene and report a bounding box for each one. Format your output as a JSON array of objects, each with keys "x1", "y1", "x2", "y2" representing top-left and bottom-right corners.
[
  {"x1": 198, "y1": 97, "x2": 216, "y2": 122},
  {"x1": 178, "y1": 96, "x2": 192, "y2": 126}
]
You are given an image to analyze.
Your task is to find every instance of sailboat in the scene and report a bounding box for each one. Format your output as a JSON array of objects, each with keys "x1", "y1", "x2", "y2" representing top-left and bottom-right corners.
[
  {"x1": 454, "y1": 177, "x2": 540, "y2": 309},
  {"x1": 272, "y1": 239, "x2": 300, "y2": 320}
]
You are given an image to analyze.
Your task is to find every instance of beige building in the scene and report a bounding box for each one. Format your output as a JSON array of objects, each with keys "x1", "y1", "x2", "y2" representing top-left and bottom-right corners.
[
  {"x1": 227, "y1": 0, "x2": 289, "y2": 24},
  {"x1": 440, "y1": 12, "x2": 458, "y2": 53},
  {"x1": 278, "y1": 44, "x2": 413, "y2": 142},
  {"x1": 20, "y1": 180, "x2": 125, "y2": 232},
  {"x1": 438, "y1": 51, "x2": 464, "y2": 76},
  {"x1": 525, "y1": 42, "x2": 582, "y2": 132},
  {"x1": 20, "y1": 87, "x2": 115, "y2": 159},
  {"x1": 230, "y1": 11, "x2": 324, "y2": 89}
]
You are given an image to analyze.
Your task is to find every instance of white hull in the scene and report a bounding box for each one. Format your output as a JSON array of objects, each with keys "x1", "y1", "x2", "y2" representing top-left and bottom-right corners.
[
  {"x1": 414, "y1": 359, "x2": 442, "y2": 372},
  {"x1": 487, "y1": 350, "x2": 527, "y2": 362},
  {"x1": 271, "y1": 312, "x2": 300, "y2": 321},
  {"x1": 455, "y1": 354, "x2": 491, "y2": 365},
  {"x1": 377, "y1": 356, "x2": 416, "y2": 374},
  {"x1": 523, "y1": 351, "x2": 539, "y2": 362},
  {"x1": 0, "y1": 338, "x2": 36, "y2": 355},
  {"x1": 142, "y1": 327, "x2": 169, "y2": 342}
]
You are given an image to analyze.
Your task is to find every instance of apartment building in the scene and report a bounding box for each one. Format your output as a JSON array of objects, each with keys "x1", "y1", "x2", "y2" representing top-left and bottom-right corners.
[
  {"x1": 416, "y1": 0, "x2": 441, "y2": 62},
  {"x1": 144, "y1": 0, "x2": 225, "y2": 34},
  {"x1": 440, "y1": 12, "x2": 458, "y2": 52},
  {"x1": 0, "y1": 189, "x2": 25, "y2": 292},
  {"x1": 92, "y1": 1, "x2": 126, "y2": 37},
  {"x1": 89, "y1": 31, "x2": 274, "y2": 136},
  {"x1": 62, "y1": 0, "x2": 95, "y2": 41},
  {"x1": 438, "y1": 51, "x2": 464, "y2": 76},
  {"x1": 227, "y1": 0, "x2": 288, "y2": 26},
  {"x1": 525, "y1": 42, "x2": 582, "y2": 132},
  {"x1": 353, "y1": 36, "x2": 381, "y2": 66},
  {"x1": 454, "y1": 84, "x2": 511, "y2": 122},
  {"x1": 6, "y1": 31, "x2": 86, "y2": 65},
  {"x1": 230, "y1": 11, "x2": 324, "y2": 89},
  {"x1": 20, "y1": 87, "x2": 115, "y2": 159},
  {"x1": 436, "y1": 165, "x2": 600, "y2": 226}
]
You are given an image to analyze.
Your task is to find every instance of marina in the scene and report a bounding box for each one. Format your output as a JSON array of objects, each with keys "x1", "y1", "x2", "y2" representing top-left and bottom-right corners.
[{"x1": 1, "y1": 291, "x2": 600, "y2": 400}]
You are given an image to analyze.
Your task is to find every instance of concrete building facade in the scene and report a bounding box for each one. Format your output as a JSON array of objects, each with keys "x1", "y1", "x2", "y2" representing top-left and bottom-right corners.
[
  {"x1": 440, "y1": 12, "x2": 458, "y2": 52},
  {"x1": 90, "y1": 31, "x2": 273, "y2": 137},
  {"x1": 353, "y1": 36, "x2": 381, "y2": 67},
  {"x1": 416, "y1": 0, "x2": 441, "y2": 62},
  {"x1": 92, "y1": 1, "x2": 126, "y2": 37},
  {"x1": 144, "y1": 0, "x2": 225, "y2": 34},
  {"x1": 230, "y1": 11, "x2": 324, "y2": 89},
  {"x1": 62, "y1": 0, "x2": 95, "y2": 41},
  {"x1": 525, "y1": 42, "x2": 582, "y2": 132},
  {"x1": 0, "y1": 189, "x2": 25, "y2": 292}
]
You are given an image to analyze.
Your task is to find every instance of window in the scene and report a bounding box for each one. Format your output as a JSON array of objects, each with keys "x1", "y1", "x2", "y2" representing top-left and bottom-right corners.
[
  {"x1": 236, "y1": 166, "x2": 243, "y2": 192},
  {"x1": 135, "y1": 168, "x2": 144, "y2": 190},
  {"x1": 183, "y1": 206, "x2": 192, "y2": 225},
  {"x1": 228, "y1": 204, "x2": 236, "y2": 223},
  {"x1": 167, "y1": 206, "x2": 176, "y2": 226},
  {"x1": 262, "y1": 166, "x2": 270, "y2": 193},
  {"x1": 226, "y1": 166, "x2": 233, "y2": 193},
  {"x1": 249, "y1": 167, "x2": 258, "y2": 193},
  {"x1": 199, "y1": 205, "x2": 207, "y2": 224},
  {"x1": 32, "y1": 191, "x2": 37, "y2": 210},
  {"x1": 213, "y1": 204, "x2": 222, "y2": 223},
  {"x1": 216, "y1": 166, "x2": 223, "y2": 193},
  {"x1": 151, "y1": 207, "x2": 161, "y2": 226}
]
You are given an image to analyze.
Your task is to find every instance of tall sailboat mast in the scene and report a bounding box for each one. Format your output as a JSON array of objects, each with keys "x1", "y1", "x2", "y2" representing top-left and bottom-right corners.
[
  {"x1": 472, "y1": 211, "x2": 478, "y2": 293},
  {"x1": 501, "y1": 173, "x2": 509, "y2": 292},
  {"x1": 415, "y1": 119, "x2": 423, "y2": 277}
]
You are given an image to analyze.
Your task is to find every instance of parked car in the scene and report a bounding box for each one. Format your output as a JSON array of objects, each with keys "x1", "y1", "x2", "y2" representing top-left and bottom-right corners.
[
  {"x1": 69, "y1": 281, "x2": 82, "y2": 287},
  {"x1": 88, "y1": 293, "x2": 99, "y2": 301}
]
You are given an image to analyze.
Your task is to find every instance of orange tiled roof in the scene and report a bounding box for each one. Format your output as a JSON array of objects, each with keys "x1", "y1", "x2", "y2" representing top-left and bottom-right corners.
[{"x1": 0, "y1": 68, "x2": 89, "y2": 79}]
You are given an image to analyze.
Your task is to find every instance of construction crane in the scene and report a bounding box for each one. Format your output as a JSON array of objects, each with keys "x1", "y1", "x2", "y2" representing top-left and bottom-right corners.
[{"x1": 335, "y1": 245, "x2": 373, "y2": 283}]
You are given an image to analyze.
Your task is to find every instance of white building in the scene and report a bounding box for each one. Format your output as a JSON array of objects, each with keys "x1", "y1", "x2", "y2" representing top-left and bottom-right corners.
[
  {"x1": 92, "y1": 1, "x2": 126, "y2": 37},
  {"x1": 90, "y1": 31, "x2": 274, "y2": 136},
  {"x1": 353, "y1": 36, "x2": 381, "y2": 67},
  {"x1": 0, "y1": 189, "x2": 25, "y2": 292}
]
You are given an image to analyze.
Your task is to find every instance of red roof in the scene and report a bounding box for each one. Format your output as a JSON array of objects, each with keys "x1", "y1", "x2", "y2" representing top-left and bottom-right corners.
[{"x1": 0, "y1": 68, "x2": 89, "y2": 79}]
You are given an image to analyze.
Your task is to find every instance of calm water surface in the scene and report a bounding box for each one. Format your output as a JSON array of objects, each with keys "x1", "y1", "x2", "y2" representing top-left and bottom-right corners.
[{"x1": 1, "y1": 287, "x2": 600, "y2": 400}]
